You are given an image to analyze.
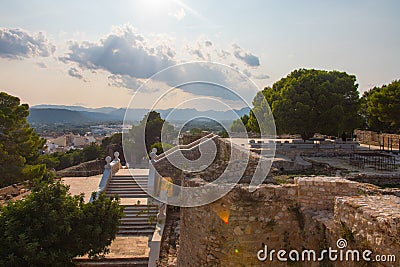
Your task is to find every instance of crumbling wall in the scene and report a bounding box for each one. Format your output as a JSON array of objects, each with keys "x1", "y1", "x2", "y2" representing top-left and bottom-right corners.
[
  {"x1": 296, "y1": 177, "x2": 359, "y2": 211},
  {"x1": 334, "y1": 195, "x2": 400, "y2": 265},
  {"x1": 355, "y1": 129, "x2": 400, "y2": 149},
  {"x1": 178, "y1": 177, "x2": 400, "y2": 266},
  {"x1": 178, "y1": 184, "x2": 302, "y2": 267}
]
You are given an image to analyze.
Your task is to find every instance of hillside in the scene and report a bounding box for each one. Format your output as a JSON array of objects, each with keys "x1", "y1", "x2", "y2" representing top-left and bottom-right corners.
[
  {"x1": 28, "y1": 108, "x2": 120, "y2": 124},
  {"x1": 29, "y1": 105, "x2": 251, "y2": 124}
]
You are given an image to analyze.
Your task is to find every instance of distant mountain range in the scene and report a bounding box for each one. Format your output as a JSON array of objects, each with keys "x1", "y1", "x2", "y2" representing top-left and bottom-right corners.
[{"x1": 28, "y1": 105, "x2": 251, "y2": 125}]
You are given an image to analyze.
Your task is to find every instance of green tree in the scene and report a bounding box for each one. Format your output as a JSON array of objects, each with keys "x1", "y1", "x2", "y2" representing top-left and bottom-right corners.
[
  {"x1": 101, "y1": 133, "x2": 122, "y2": 151},
  {"x1": 230, "y1": 114, "x2": 251, "y2": 132},
  {"x1": 248, "y1": 69, "x2": 361, "y2": 139},
  {"x1": 361, "y1": 80, "x2": 400, "y2": 133},
  {"x1": 0, "y1": 92, "x2": 45, "y2": 186},
  {"x1": 0, "y1": 178, "x2": 124, "y2": 266},
  {"x1": 38, "y1": 143, "x2": 104, "y2": 171},
  {"x1": 189, "y1": 127, "x2": 202, "y2": 134},
  {"x1": 81, "y1": 143, "x2": 102, "y2": 162},
  {"x1": 125, "y1": 111, "x2": 175, "y2": 163}
]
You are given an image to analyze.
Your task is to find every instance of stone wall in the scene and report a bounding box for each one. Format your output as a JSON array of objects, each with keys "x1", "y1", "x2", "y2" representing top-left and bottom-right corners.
[
  {"x1": 178, "y1": 177, "x2": 393, "y2": 266},
  {"x1": 56, "y1": 159, "x2": 104, "y2": 177},
  {"x1": 296, "y1": 177, "x2": 359, "y2": 211},
  {"x1": 334, "y1": 195, "x2": 400, "y2": 266},
  {"x1": 178, "y1": 184, "x2": 302, "y2": 267},
  {"x1": 178, "y1": 177, "x2": 400, "y2": 266},
  {"x1": 355, "y1": 129, "x2": 400, "y2": 150}
]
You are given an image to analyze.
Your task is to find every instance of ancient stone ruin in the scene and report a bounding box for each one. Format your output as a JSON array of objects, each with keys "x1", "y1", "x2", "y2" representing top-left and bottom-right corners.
[{"x1": 154, "y1": 135, "x2": 400, "y2": 267}]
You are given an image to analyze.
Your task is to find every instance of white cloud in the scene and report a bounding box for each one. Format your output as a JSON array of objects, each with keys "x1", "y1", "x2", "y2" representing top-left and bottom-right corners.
[
  {"x1": 0, "y1": 28, "x2": 55, "y2": 59},
  {"x1": 59, "y1": 25, "x2": 266, "y2": 104},
  {"x1": 169, "y1": 8, "x2": 186, "y2": 21},
  {"x1": 60, "y1": 25, "x2": 175, "y2": 79}
]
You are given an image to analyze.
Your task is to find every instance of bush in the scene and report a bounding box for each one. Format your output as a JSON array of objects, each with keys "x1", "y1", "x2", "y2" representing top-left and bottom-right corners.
[{"x1": 0, "y1": 178, "x2": 124, "y2": 266}]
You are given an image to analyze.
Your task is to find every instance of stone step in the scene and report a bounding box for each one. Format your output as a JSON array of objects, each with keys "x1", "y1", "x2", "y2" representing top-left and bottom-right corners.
[
  {"x1": 112, "y1": 176, "x2": 149, "y2": 180},
  {"x1": 122, "y1": 212, "x2": 158, "y2": 217},
  {"x1": 107, "y1": 186, "x2": 147, "y2": 189},
  {"x1": 122, "y1": 209, "x2": 158, "y2": 214},
  {"x1": 106, "y1": 193, "x2": 149, "y2": 198},
  {"x1": 107, "y1": 188, "x2": 146, "y2": 191},
  {"x1": 75, "y1": 257, "x2": 149, "y2": 267},
  {"x1": 109, "y1": 178, "x2": 148, "y2": 181},
  {"x1": 119, "y1": 218, "x2": 154, "y2": 224},
  {"x1": 123, "y1": 206, "x2": 157, "y2": 210},
  {"x1": 106, "y1": 188, "x2": 147, "y2": 192},
  {"x1": 120, "y1": 219, "x2": 156, "y2": 225},
  {"x1": 117, "y1": 229, "x2": 155, "y2": 235},
  {"x1": 108, "y1": 183, "x2": 147, "y2": 187},
  {"x1": 124, "y1": 204, "x2": 158, "y2": 210},
  {"x1": 122, "y1": 216, "x2": 158, "y2": 221},
  {"x1": 118, "y1": 224, "x2": 156, "y2": 230},
  {"x1": 106, "y1": 195, "x2": 148, "y2": 198},
  {"x1": 108, "y1": 181, "x2": 147, "y2": 185},
  {"x1": 106, "y1": 187, "x2": 146, "y2": 191}
]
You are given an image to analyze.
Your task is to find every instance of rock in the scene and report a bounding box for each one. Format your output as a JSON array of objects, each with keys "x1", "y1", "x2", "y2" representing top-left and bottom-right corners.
[
  {"x1": 245, "y1": 225, "x2": 252, "y2": 234},
  {"x1": 234, "y1": 226, "x2": 243, "y2": 236},
  {"x1": 207, "y1": 254, "x2": 216, "y2": 262}
]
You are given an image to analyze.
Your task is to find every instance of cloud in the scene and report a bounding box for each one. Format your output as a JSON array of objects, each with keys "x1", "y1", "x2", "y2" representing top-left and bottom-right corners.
[
  {"x1": 232, "y1": 43, "x2": 260, "y2": 67},
  {"x1": 60, "y1": 25, "x2": 175, "y2": 79},
  {"x1": 108, "y1": 74, "x2": 147, "y2": 91},
  {"x1": 169, "y1": 8, "x2": 186, "y2": 21},
  {"x1": 59, "y1": 25, "x2": 260, "y2": 103},
  {"x1": 188, "y1": 47, "x2": 206, "y2": 60},
  {"x1": 242, "y1": 69, "x2": 252, "y2": 77},
  {"x1": 217, "y1": 49, "x2": 230, "y2": 59},
  {"x1": 68, "y1": 67, "x2": 86, "y2": 81},
  {"x1": 36, "y1": 62, "x2": 47, "y2": 68},
  {"x1": 0, "y1": 28, "x2": 55, "y2": 59},
  {"x1": 253, "y1": 74, "x2": 270, "y2": 79},
  {"x1": 204, "y1": 40, "x2": 213, "y2": 47}
]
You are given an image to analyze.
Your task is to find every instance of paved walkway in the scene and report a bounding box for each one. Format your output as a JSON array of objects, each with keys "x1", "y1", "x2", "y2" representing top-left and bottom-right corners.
[
  {"x1": 75, "y1": 236, "x2": 150, "y2": 260},
  {"x1": 62, "y1": 175, "x2": 102, "y2": 203}
]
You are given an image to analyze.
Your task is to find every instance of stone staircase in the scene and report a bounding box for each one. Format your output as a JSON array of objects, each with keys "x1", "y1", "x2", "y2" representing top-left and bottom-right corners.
[
  {"x1": 76, "y1": 169, "x2": 159, "y2": 266},
  {"x1": 106, "y1": 174, "x2": 149, "y2": 198},
  {"x1": 118, "y1": 205, "x2": 158, "y2": 236}
]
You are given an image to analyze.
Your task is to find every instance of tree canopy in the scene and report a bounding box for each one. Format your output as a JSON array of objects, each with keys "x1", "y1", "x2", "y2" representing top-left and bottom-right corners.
[
  {"x1": 361, "y1": 80, "x2": 400, "y2": 133},
  {"x1": 240, "y1": 69, "x2": 362, "y2": 139},
  {"x1": 230, "y1": 114, "x2": 251, "y2": 133},
  {"x1": 0, "y1": 92, "x2": 45, "y2": 186},
  {"x1": 124, "y1": 111, "x2": 175, "y2": 163},
  {"x1": 0, "y1": 178, "x2": 123, "y2": 266}
]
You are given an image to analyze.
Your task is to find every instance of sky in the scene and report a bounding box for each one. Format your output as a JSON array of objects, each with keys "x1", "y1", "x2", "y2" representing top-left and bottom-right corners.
[{"x1": 0, "y1": 0, "x2": 399, "y2": 110}]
